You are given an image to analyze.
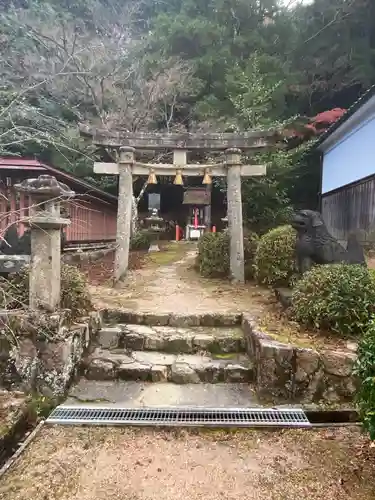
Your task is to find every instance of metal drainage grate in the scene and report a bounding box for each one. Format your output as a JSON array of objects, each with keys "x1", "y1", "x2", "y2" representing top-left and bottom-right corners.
[{"x1": 46, "y1": 406, "x2": 311, "y2": 428}]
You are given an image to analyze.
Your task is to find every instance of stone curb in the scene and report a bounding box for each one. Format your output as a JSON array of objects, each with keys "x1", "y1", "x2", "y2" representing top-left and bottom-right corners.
[
  {"x1": 100, "y1": 309, "x2": 242, "y2": 328},
  {"x1": 63, "y1": 247, "x2": 115, "y2": 264},
  {"x1": 241, "y1": 313, "x2": 358, "y2": 404}
]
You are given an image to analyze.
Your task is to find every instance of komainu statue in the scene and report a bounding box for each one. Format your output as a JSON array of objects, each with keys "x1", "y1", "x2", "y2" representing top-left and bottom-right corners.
[{"x1": 291, "y1": 209, "x2": 366, "y2": 274}]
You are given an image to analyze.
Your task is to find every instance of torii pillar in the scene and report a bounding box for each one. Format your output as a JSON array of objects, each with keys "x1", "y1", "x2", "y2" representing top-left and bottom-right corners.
[
  {"x1": 88, "y1": 130, "x2": 276, "y2": 284},
  {"x1": 226, "y1": 148, "x2": 245, "y2": 283},
  {"x1": 115, "y1": 146, "x2": 134, "y2": 282}
]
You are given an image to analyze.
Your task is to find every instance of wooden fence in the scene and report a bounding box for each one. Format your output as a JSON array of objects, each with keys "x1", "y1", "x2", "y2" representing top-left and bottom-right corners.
[
  {"x1": 0, "y1": 183, "x2": 117, "y2": 243},
  {"x1": 322, "y1": 175, "x2": 375, "y2": 245}
]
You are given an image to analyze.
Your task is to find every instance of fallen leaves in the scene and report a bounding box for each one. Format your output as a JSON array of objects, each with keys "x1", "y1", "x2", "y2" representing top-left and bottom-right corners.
[{"x1": 76, "y1": 250, "x2": 146, "y2": 286}]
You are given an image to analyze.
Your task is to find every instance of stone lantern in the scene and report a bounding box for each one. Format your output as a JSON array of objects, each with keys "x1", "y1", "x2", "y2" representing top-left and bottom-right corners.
[
  {"x1": 144, "y1": 208, "x2": 165, "y2": 252},
  {"x1": 14, "y1": 175, "x2": 74, "y2": 311}
]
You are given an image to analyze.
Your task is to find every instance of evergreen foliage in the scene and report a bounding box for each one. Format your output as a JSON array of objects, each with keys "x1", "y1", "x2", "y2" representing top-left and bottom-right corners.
[{"x1": 1, "y1": 0, "x2": 373, "y2": 207}]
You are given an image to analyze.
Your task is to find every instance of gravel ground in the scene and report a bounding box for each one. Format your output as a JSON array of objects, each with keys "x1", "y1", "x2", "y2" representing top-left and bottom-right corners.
[{"x1": 1, "y1": 426, "x2": 374, "y2": 500}]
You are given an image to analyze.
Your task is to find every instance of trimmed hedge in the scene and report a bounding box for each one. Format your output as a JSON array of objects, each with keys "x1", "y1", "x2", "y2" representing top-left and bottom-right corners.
[
  {"x1": 254, "y1": 224, "x2": 297, "y2": 287},
  {"x1": 196, "y1": 231, "x2": 258, "y2": 280},
  {"x1": 292, "y1": 263, "x2": 375, "y2": 335}
]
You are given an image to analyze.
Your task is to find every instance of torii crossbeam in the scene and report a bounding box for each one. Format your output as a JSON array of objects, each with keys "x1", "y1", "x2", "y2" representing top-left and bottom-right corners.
[{"x1": 81, "y1": 128, "x2": 281, "y2": 283}]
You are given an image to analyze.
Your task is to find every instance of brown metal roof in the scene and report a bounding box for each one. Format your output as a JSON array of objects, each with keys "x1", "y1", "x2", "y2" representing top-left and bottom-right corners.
[{"x1": 0, "y1": 157, "x2": 117, "y2": 206}]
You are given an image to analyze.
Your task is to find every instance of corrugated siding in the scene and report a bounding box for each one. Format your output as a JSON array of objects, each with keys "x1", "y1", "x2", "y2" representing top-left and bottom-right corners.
[
  {"x1": 0, "y1": 181, "x2": 117, "y2": 243},
  {"x1": 322, "y1": 176, "x2": 375, "y2": 244},
  {"x1": 0, "y1": 178, "x2": 29, "y2": 236}
]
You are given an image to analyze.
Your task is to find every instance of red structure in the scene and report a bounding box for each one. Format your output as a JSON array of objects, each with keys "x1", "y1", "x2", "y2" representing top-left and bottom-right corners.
[
  {"x1": 0, "y1": 158, "x2": 118, "y2": 244},
  {"x1": 282, "y1": 108, "x2": 347, "y2": 143}
]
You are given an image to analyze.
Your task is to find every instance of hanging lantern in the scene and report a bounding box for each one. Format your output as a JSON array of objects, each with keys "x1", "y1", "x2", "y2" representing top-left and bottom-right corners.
[
  {"x1": 173, "y1": 169, "x2": 184, "y2": 185},
  {"x1": 147, "y1": 168, "x2": 157, "y2": 184},
  {"x1": 202, "y1": 168, "x2": 212, "y2": 185}
]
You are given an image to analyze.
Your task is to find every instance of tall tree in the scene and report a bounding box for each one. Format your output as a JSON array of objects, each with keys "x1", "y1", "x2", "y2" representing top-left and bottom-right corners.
[{"x1": 0, "y1": 0, "x2": 196, "y2": 173}]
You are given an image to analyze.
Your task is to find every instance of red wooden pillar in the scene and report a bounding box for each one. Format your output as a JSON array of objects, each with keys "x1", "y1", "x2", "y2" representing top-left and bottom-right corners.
[
  {"x1": 9, "y1": 185, "x2": 17, "y2": 225},
  {"x1": 0, "y1": 185, "x2": 7, "y2": 234},
  {"x1": 19, "y1": 192, "x2": 26, "y2": 235}
]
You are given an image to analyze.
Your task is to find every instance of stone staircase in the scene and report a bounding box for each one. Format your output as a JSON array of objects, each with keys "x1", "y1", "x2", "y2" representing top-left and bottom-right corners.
[
  {"x1": 83, "y1": 322, "x2": 254, "y2": 385},
  {"x1": 68, "y1": 310, "x2": 357, "y2": 408}
]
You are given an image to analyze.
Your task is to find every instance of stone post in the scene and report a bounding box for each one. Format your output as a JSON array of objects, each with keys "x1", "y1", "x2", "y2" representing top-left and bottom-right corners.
[
  {"x1": 14, "y1": 175, "x2": 74, "y2": 311},
  {"x1": 114, "y1": 146, "x2": 134, "y2": 282},
  {"x1": 225, "y1": 148, "x2": 245, "y2": 283},
  {"x1": 204, "y1": 183, "x2": 212, "y2": 229}
]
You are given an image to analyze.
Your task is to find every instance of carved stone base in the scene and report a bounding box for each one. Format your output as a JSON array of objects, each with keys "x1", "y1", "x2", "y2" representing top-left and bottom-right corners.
[{"x1": 274, "y1": 287, "x2": 293, "y2": 309}]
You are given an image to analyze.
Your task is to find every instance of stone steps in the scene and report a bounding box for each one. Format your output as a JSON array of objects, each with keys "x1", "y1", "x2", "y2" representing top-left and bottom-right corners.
[
  {"x1": 84, "y1": 348, "x2": 253, "y2": 384},
  {"x1": 98, "y1": 324, "x2": 246, "y2": 355},
  {"x1": 67, "y1": 380, "x2": 260, "y2": 407}
]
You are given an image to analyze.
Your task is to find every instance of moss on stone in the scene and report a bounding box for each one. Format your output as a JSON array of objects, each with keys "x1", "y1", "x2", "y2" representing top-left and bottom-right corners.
[
  {"x1": 146, "y1": 243, "x2": 191, "y2": 266},
  {"x1": 210, "y1": 352, "x2": 239, "y2": 360},
  {"x1": 266, "y1": 331, "x2": 314, "y2": 349}
]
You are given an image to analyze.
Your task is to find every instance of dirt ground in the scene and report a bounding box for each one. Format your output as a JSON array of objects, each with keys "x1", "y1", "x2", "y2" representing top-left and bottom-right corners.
[
  {"x1": 76, "y1": 250, "x2": 146, "y2": 286},
  {"x1": 1, "y1": 426, "x2": 375, "y2": 500},
  {"x1": 88, "y1": 243, "x2": 271, "y2": 316}
]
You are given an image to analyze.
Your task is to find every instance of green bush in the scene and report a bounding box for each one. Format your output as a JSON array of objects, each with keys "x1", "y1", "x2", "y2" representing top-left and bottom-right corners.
[
  {"x1": 130, "y1": 230, "x2": 152, "y2": 251},
  {"x1": 292, "y1": 264, "x2": 375, "y2": 335},
  {"x1": 254, "y1": 224, "x2": 297, "y2": 287},
  {"x1": 197, "y1": 232, "x2": 229, "y2": 278},
  {"x1": 196, "y1": 231, "x2": 258, "y2": 279},
  {"x1": 0, "y1": 264, "x2": 92, "y2": 320},
  {"x1": 60, "y1": 264, "x2": 92, "y2": 318},
  {"x1": 243, "y1": 229, "x2": 259, "y2": 279},
  {"x1": 354, "y1": 317, "x2": 375, "y2": 440}
]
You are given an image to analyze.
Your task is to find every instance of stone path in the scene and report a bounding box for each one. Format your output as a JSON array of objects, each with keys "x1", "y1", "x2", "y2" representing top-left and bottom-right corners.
[
  {"x1": 70, "y1": 245, "x2": 266, "y2": 407},
  {"x1": 89, "y1": 245, "x2": 266, "y2": 315}
]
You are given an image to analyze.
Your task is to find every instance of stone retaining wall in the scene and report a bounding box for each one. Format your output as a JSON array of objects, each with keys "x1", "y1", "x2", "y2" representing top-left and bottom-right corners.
[
  {"x1": 98, "y1": 309, "x2": 358, "y2": 403},
  {"x1": 0, "y1": 310, "x2": 101, "y2": 398},
  {"x1": 63, "y1": 246, "x2": 115, "y2": 264},
  {"x1": 242, "y1": 313, "x2": 358, "y2": 403}
]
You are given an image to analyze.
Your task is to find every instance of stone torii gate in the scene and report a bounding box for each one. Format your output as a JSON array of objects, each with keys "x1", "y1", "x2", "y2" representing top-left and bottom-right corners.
[{"x1": 80, "y1": 128, "x2": 280, "y2": 283}]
